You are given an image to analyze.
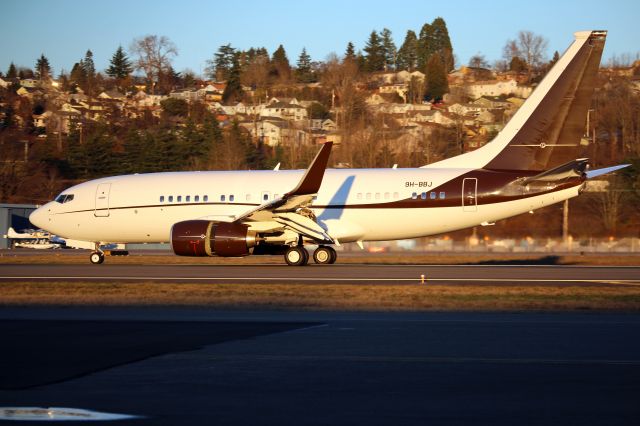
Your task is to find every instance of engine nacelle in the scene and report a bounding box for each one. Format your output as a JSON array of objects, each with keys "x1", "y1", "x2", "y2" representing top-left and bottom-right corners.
[{"x1": 171, "y1": 220, "x2": 257, "y2": 257}]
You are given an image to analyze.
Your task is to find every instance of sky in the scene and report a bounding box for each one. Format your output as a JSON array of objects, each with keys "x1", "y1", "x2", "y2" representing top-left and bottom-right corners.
[{"x1": 1, "y1": 0, "x2": 639, "y2": 77}]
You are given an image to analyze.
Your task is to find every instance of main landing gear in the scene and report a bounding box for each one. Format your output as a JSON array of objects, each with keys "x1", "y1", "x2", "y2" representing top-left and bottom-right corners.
[{"x1": 284, "y1": 245, "x2": 337, "y2": 266}]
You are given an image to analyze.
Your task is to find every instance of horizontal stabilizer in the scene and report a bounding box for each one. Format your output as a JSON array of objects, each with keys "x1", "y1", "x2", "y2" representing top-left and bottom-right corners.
[
  {"x1": 522, "y1": 158, "x2": 589, "y2": 185},
  {"x1": 586, "y1": 164, "x2": 630, "y2": 179}
]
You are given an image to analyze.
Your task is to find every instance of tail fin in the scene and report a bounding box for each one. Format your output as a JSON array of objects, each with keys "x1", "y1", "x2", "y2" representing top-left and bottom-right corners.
[{"x1": 426, "y1": 30, "x2": 607, "y2": 172}]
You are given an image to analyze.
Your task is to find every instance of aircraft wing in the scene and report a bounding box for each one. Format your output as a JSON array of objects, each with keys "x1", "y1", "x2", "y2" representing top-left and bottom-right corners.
[{"x1": 232, "y1": 142, "x2": 334, "y2": 244}]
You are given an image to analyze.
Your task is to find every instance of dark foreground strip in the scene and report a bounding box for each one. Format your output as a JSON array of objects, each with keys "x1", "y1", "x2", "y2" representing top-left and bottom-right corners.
[{"x1": 0, "y1": 320, "x2": 319, "y2": 390}]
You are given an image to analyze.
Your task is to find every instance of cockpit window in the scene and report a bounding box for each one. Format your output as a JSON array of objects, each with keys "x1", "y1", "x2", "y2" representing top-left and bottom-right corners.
[{"x1": 54, "y1": 194, "x2": 74, "y2": 203}]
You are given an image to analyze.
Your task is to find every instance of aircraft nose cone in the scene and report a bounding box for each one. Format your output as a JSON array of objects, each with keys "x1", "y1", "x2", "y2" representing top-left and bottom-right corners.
[{"x1": 29, "y1": 206, "x2": 48, "y2": 230}]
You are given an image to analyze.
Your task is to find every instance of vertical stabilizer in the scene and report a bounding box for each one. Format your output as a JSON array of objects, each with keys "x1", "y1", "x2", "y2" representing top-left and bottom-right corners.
[{"x1": 425, "y1": 31, "x2": 607, "y2": 171}]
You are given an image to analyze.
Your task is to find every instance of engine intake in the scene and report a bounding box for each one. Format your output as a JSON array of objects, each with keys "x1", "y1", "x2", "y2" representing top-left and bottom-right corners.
[{"x1": 171, "y1": 220, "x2": 257, "y2": 257}]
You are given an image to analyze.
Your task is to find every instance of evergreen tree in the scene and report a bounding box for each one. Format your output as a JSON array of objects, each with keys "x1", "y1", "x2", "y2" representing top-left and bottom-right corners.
[
  {"x1": 83, "y1": 50, "x2": 96, "y2": 95},
  {"x1": 425, "y1": 54, "x2": 448, "y2": 101},
  {"x1": 271, "y1": 44, "x2": 291, "y2": 81},
  {"x1": 344, "y1": 42, "x2": 356, "y2": 63},
  {"x1": 35, "y1": 54, "x2": 52, "y2": 80},
  {"x1": 70, "y1": 61, "x2": 87, "y2": 92},
  {"x1": 222, "y1": 54, "x2": 243, "y2": 103},
  {"x1": 106, "y1": 46, "x2": 132, "y2": 80},
  {"x1": 295, "y1": 47, "x2": 313, "y2": 83},
  {"x1": 418, "y1": 22, "x2": 434, "y2": 70},
  {"x1": 397, "y1": 30, "x2": 418, "y2": 71},
  {"x1": 363, "y1": 30, "x2": 384, "y2": 72},
  {"x1": 430, "y1": 17, "x2": 454, "y2": 71},
  {"x1": 380, "y1": 28, "x2": 396, "y2": 71},
  {"x1": 208, "y1": 44, "x2": 236, "y2": 80},
  {"x1": 7, "y1": 62, "x2": 17, "y2": 78}
]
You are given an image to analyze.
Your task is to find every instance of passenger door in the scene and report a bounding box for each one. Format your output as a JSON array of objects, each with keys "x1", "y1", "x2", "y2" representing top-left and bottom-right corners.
[
  {"x1": 462, "y1": 178, "x2": 477, "y2": 212},
  {"x1": 94, "y1": 183, "x2": 111, "y2": 217}
]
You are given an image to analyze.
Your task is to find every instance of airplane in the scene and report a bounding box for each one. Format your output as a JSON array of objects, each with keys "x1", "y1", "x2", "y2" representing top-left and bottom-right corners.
[
  {"x1": 29, "y1": 30, "x2": 627, "y2": 265},
  {"x1": 4, "y1": 227, "x2": 63, "y2": 250}
]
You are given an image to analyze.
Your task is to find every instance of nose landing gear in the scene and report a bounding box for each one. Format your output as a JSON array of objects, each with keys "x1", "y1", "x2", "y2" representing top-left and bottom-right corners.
[{"x1": 89, "y1": 251, "x2": 105, "y2": 264}]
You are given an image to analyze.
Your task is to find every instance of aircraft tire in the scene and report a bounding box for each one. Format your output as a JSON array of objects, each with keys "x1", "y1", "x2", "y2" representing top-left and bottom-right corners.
[
  {"x1": 90, "y1": 251, "x2": 105, "y2": 265},
  {"x1": 285, "y1": 246, "x2": 308, "y2": 266},
  {"x1": 313, "y1": 246, "x2": 335, "y2": 264}
]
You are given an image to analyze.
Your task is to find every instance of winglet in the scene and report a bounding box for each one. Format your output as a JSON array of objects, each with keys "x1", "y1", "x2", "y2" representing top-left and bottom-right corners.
[
  {"x1": 585, "y1": 164, "x2": 630, "y2": 179},
  {"x1": 286, "y1": 142, "x2": 333, "y2": 196}
]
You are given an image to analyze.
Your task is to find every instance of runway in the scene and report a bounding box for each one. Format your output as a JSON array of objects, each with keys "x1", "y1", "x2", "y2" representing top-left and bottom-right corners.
[
  {"x1": 1, "y1": 307, "x2": 640, "y2": 425},
  {"x1": 1, "y1": 263, "x2": 639, "y2": 286}
]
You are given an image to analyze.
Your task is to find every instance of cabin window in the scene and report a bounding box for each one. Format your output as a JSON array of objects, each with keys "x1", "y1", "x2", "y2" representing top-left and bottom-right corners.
[
  {"x1": 439, "y1": 192, "x2": 446, "y2": 199},
  {"x1": 194, "y1": 195, "x2": 200, "y2": 202},
  {"x1": 177, "y1": 196, "x2": 182, "y2": 202},
  {"x1": 263, "y1": 193, "x2": 269, "y2": 201},
  {"x1": 230, "y1": 195, "x2": 235, "y2": 202},
  {"x1": 421, "y1": 192, "x2": 427, "y2": 200},
  {"x1": 186, "y1": 195, "x2": 191, "y2": 202},
  {"x1": 168, "y1": 196, "x2": 174, "y2": 202},
  {"x1": 246, "y1": 194, "x2": 251, "y2": 202},
  {"x1": 393, "y1": 192, "x2": 399, "y2": 199},
  {"x1": 357, "y1": 193, "x2": 362, "y2": 200},
  {"x1": 375, "y1": 193, "x2": 380, "y2": 200},
  {"x1": 384, "y1": 192, "x2": 390, "y2": 200},
  {"x1": 430, "y1": 192, "x2": 436, "y2": 200},
  {"x1": 411, "y1": 192, "x2": 418, "y2": 200},
  {"x1": 203, "y1": 195, "x2": 208, "y2": 202},
  {"x1": 366, "y1": 193, "x2": 371, "y2": 200},
  {"x1": 220, "y1": 195, "x2": 226, "y2": 202},
  {"x1": 160, "y1": 196, "x2": 165, "y2": 202}
]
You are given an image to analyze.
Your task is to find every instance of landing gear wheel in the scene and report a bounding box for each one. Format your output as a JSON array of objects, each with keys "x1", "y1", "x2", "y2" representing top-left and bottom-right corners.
[
  {"x1": 89, "y1": 251, "x2": 105, "y2": 265},
  {"x1": 284, "y1": 246, "x2": 309, "y2": 266},
  {"x1": 314, "y1": 246, "x2": 337, "y2": 264}
]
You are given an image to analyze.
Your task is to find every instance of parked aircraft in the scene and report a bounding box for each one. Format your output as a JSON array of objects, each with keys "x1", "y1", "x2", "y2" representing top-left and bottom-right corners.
[
  {"x1": 4, "y1": 227, "x2": 63, "y2": 249},
  {"x1": 30, "y1": 31, "x2": 626, "y2": 265}
]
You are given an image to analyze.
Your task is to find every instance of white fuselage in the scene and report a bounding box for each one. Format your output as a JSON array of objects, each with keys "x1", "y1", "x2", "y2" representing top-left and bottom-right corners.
[{"x1": 30, "y1": 167, "x2": 581, "y2": 245}]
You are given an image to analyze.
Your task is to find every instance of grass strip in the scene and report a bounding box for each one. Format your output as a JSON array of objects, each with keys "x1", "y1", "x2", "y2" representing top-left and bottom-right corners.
[{"x1": 2, "y1": 282, "x2": 640, "y2": 311}]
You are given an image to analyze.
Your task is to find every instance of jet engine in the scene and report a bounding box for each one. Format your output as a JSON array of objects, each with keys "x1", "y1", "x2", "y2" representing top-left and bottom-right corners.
[{"x1": 171, "y1": 220, "x2": 258, "y2": 257}]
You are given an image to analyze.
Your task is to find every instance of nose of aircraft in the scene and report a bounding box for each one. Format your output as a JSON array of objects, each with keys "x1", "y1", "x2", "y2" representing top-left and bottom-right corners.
[{"x1": 29, "y1": 204, "x2": 49, "y2": 230}]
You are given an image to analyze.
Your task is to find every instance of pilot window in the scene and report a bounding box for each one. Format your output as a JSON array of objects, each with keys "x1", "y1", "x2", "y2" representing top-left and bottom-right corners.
[
  {"x1": 160, "y1": 196, "x2": 165, "y2": 202},
  {"x1": 203, "y1": 195, "x2": 208, "y2": 202},
  {"x1": 55, "y1": 194, "x2": 74, "y2": 203}
]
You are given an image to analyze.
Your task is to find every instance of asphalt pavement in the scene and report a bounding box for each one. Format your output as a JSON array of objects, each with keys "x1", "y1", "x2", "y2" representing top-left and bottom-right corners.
[{"x1": 1, "y1": 307, "x2": 639, "y2": 425}]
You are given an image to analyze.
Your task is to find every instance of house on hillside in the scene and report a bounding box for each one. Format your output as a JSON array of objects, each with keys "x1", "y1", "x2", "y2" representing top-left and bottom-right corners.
[{"x1": 260, "y1": 101, "x2": 307, "y2": 121}]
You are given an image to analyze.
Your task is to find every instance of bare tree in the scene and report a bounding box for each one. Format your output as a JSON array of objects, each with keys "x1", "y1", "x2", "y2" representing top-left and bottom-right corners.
[
  {"x1": 502, "y1": 31, "x2": 548, "y2": 82},
  {"x1": 130, "y1": 35, "x2": 178, "y2": 94},
  {"x1": 468, "y1": 53, "x2": 489, "y2": 68}
]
